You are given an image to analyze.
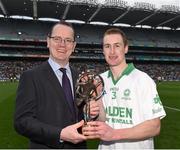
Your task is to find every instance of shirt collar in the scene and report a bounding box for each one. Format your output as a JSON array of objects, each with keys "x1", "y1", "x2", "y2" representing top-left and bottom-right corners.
[
  {"x1": 107, "y1": 63, "x2": 135, "y2": 85},
  {"x1": 48, "y1": 58, "x2": 71, "y2": 73}
]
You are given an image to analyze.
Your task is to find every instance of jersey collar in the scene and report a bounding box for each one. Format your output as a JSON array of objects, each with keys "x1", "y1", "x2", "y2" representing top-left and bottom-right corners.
[{"x1": 108, "y1": 63, "x2": 135, "y2": 85}]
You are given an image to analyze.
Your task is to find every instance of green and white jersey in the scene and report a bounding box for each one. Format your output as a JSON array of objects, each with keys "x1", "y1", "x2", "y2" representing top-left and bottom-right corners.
[{"x1": 99, "y1": 63, "x2": 166, "y2": 149}]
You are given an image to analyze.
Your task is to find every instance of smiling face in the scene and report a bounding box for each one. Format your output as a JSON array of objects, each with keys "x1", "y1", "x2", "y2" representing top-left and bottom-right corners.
[
  {"x1": 47, "y1": 24, "x2": 76, "y2": 66},
  {"x1": 103, "y1": 32, "x2": 128, "y2": 68}
]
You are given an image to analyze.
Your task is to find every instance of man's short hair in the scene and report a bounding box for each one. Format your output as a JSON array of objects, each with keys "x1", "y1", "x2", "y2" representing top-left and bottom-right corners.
[
  {"x1": 104, "y1": 28, "x2": 128, "y2": 46},
  {"x1": 48, "y1": 21, "x2": 75, "y2": 40}
]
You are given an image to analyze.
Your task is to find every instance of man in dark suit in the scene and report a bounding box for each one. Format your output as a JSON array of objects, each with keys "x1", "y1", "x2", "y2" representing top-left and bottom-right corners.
[{"x1": 14, "y1": 21, "x2": 99, "y2": 148}]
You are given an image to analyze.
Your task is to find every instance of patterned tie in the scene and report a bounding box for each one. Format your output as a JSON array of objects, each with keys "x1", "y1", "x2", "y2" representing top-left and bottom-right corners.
[{"x1": 60, "y1": 68, "x2": 75, "y2": 113}]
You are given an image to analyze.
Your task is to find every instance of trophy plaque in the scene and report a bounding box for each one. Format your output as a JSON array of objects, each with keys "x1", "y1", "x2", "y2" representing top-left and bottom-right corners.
[{"x1": 75, "y1": 70, "x2": 104, "y2": 123}]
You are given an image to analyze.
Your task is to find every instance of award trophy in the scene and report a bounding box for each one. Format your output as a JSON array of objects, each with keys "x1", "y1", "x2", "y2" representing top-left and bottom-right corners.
[{"x1": 75, "y1": 70, "x2": 104, "y2": 124}]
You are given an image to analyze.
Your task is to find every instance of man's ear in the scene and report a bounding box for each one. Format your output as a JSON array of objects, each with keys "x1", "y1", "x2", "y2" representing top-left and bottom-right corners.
[
  {"x1": 72, "y1": 41, "x2": 76, "y2": 52},
  {"x1": 125, "y1": 45, "x2": 128, "y2": 54},
  {"x1": 47, "y1": 37, "x2": 50, "y2": 48}
]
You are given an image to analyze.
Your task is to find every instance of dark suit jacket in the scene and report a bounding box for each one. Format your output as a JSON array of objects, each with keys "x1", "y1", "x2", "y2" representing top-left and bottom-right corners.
[{"x1": 14, "y1": 61, "x2": 86, "y2": 149}]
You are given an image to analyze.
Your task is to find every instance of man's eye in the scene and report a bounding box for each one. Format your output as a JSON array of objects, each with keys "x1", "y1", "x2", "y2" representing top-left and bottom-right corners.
[
  {"x1": 66, "y1": 39, "x2": 71, "y2": 43},
  {"x1": 104, "y1": 45, "x2": 110, "y2": 48},
  {"x1": 54, "y1": 37, "x2": 60, "y2": 41}
]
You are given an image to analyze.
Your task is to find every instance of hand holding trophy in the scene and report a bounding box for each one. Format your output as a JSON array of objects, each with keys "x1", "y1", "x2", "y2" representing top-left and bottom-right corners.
[{"x1": 75, "y1": 70, "x2": 104, "y2": 125}]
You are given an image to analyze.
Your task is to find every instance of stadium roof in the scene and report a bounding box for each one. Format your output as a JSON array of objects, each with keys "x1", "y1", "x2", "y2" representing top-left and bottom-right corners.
[{"x1": 0, "y1": 0, "x2": 180, "y2": 29}]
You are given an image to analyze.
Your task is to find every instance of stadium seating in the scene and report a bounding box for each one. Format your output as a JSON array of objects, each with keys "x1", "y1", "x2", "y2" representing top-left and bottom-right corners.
[{"x1": 0, "y1": 19, "x2": 179, "y2": 81}]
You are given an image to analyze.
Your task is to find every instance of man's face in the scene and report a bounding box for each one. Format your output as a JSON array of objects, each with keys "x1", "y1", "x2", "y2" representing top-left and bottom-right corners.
[
  {"x1": 103, "y1": 33, "x2": 128, "y2": 67},
  {"x1": 47, "y1": 24, "x2": 76, "y2": 65}
]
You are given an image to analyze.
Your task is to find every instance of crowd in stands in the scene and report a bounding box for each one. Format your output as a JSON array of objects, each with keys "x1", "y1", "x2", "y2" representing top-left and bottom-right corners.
[
  {"x1": 0, "y1": 60, "x2": 179, "y2": 82},
  {"x1": 0, "y1": 60, "x2": 42, "y2": 81},
  {"x1": 136, "y1": 63, "x2": 180, "y2": 81}
]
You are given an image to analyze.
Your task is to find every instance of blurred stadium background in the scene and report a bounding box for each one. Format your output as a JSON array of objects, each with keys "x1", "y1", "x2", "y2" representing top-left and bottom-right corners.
[{"x1": 0, "y1": 0, "x2": 180, "y2": 148}]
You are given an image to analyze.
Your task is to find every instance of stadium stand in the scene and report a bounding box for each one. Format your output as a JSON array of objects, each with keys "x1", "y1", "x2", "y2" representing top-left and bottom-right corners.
[{"x1": 0, "y1": 0, "x2": 180, "y2": 82}]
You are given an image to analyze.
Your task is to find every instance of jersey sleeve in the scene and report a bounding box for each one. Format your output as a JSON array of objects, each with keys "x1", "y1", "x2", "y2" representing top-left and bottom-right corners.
[{"x1": 139, "y1": 74, "x2": 166, "y2": 120}]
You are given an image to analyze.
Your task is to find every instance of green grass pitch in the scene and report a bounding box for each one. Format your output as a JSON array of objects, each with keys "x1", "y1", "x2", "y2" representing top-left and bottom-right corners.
[{"x1": 0, "y1": 81, "x2": 180, "y2": 148}]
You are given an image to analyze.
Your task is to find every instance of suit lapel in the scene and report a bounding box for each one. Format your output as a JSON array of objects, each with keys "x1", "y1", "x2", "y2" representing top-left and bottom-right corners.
[
  {"x1": 43, "y1": 62, "x2": 78, "y2": 120},
  {"x1": 70, "y1": 67, "x2": 79, "y2": 121}
]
